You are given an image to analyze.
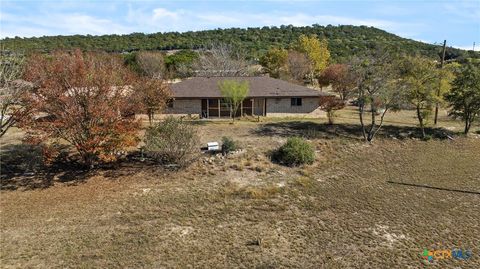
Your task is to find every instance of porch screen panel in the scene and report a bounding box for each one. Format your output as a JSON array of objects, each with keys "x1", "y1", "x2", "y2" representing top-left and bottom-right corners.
[
  {"x1": 242, "y1": 99, "x2": 253, "y2": 116},
  {"x1": 220, "y1": 99, "x2": 231, "y2": 117},
  {"x1": 208, "y1": 99, "x2": 219, "y2": 117}
]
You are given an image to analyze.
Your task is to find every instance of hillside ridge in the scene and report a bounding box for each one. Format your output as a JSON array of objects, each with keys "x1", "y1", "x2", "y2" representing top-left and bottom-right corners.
[{"x1": 0, "y1": 24, "x2": 470, "y2": 61}]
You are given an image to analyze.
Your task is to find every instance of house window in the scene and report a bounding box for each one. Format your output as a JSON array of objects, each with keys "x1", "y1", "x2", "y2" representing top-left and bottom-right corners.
[{"x1": 291, "y1": 98, "x2": 302, "y2": 106}]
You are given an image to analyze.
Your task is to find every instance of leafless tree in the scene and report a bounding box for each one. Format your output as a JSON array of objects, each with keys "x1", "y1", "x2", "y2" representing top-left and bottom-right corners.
[
  {"x1": 190, "y1": 44, "x2": 250, "y2": 77},
  {"x1": 0, "y1": 53, "x2": 31, "y2": 137},
  {"x1": 136, "y1": 51, "x2": 166, "y2": 79},
  {"x1": 286, "y1": 51, "x2": 311, "y2": 83}
]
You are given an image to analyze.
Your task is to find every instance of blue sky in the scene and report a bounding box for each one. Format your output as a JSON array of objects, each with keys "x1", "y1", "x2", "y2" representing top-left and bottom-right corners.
[{"x1": 0, "y1": 0, "x2": 479, "y2": 49}]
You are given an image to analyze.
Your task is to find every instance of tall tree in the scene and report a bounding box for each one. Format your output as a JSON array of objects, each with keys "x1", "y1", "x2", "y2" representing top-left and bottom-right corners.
[
  {"x1": 318, "y1": 64, "x2": 356, "y2": 100},
  {"x1": 400, "y1": 56, "x2": 440, "y2": 139},
  {"x1": 21, "y1": 49, "x2": 141, "y2": 166},
  {"x1": 286, "y1": 51, "x2": 311, "y2": 83},
  {"x1": 218, "y1": 80, "x2": 249, "y2": 122},
  {"x1": 351, "y1": 52, "x2": 405, "y2": 142},
  {"x1": 165, "y1": 50, "x2": 199, "y2": 78},
  {"x1": 295, "y1": 34, "x2": 330, "y2": 82},
  {"x1": 134, "y1": 78, "x2": 171, "y2": 125},
  {"x1": 259, "y1": 48, "x2": 288, "y2": 78},
  {"x1": 136, "y1": 51, "x2": 166, "y2": 79},
  {"x1": 444, "y1": 63, "x2": 480, "y2": 134}
]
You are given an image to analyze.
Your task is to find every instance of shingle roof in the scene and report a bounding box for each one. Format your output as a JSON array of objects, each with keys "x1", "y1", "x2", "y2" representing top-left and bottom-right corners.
[{"x1": 170, "y1": 76, "x2": 328, "y2": 98}]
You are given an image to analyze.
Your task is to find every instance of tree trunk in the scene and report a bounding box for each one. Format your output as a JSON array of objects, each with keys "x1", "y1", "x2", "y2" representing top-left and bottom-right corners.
[
  {"x1": 80, "y1": 151, "x2": 95, "y2": 169},
  {"x1": 148, "y1": 111, "x2": 153, "y2": 125},
  {"x1": 367, "y1": 104, "x2": 376, "y2": 142},
  {"x1": 0, "y1": 116, "x2": 15, "y2": 137},
  {"x1": 359, "y1": 103, "x2": 367, "y2": 141},
  {"x1": 327, "y1": 110, "x2": 334, "y2": 124},
  {"x1": 341, "y1": 88, "x2": 347, "y2": 101},
  {"x1": 371, "y1": 107, "x2": 389, "y2": 141},
  {"x1": 416, "y1": 106, "x2": 426, "y2": 139},
  {"x1": 464, "y1": 114, "x2": 471, "y2": 134}
]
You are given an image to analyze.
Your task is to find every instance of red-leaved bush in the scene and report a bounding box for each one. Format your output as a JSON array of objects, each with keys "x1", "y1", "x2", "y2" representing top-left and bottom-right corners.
[
  {"x1": 319, "y1": 96, "x2": 345, "y2": 124},
  {"x1": 20, "y1": 49, "x2": 141, "y2": 166}
]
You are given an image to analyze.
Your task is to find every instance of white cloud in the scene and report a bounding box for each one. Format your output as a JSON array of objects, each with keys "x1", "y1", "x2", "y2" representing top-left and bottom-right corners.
[
  {"x1": 0, "y1": 12, "x2": 132, "y2": 38},
  {"x1": 196, "y1": 14, "x2": 242, "y2": 24},
  {"x1": 273, "y1": 13, "x2": 398, "y2": 29},
  {"x1": 0, "y1": 26, "x2": 54, "y2": 38},
  {"x1": 61, "y1": 14, "x2": 131, "y2": 35},
  {"x1": 451, "y1": 44, "x2": 476, "y2": 51},
  {"x1": 152, "y1": 8, "x2": 182, "y2": 20}
]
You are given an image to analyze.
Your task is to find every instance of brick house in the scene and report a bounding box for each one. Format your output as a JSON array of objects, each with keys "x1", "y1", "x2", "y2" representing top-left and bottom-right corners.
[{"x1": 166, "y1": 76, "x2": 330, "y2": 118}]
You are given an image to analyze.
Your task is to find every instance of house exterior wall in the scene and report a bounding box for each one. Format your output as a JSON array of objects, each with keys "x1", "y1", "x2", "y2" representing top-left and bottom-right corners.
[
  {"x1": 266, "y1": 97, "x2": 321, "y2": 116},
  {"x1": 165, "y1": 99, "x2": 202, "y2": 116},
  {"x1": 164, "y1": 97, "x2": 325, "y2": 118}
]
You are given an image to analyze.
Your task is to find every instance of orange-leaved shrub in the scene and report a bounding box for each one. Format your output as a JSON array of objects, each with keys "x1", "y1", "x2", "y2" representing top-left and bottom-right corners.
[{"x1": 20, "y1": 49, "x2": 142, "y2": 166}]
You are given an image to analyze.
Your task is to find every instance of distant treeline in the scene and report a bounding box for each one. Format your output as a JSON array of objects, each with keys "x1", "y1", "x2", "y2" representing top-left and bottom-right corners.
[{"x1": 1, "y1": 24, "x2": 477, "y2": 62}]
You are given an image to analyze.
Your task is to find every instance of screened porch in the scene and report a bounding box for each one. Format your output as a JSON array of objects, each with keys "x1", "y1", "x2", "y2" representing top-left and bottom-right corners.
[{"x1": 201, "y1": 98, "x2": 266, "y2": 118}]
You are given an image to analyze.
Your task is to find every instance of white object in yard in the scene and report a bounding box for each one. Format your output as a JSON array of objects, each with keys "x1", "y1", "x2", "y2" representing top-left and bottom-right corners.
[{"x1": 207, "y1": 142, "x2": 219, "y2": 151}]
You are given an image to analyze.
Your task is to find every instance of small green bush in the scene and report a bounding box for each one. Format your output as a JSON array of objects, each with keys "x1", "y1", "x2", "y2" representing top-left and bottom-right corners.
[
  {"x1": 221, "y1": 136, "x2": 238, "y2": 155},
  {"x1": 273, "y1": 137, "x2": 315, "y2": 166},
  {"x1": 144, "y1": 117, "x2": 199, "y2": 167}
]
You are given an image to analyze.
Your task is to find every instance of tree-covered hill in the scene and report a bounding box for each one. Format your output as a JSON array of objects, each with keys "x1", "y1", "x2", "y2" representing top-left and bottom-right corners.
[{"x1": 0, "y1": 24, "x2": 474, "y2": 62}]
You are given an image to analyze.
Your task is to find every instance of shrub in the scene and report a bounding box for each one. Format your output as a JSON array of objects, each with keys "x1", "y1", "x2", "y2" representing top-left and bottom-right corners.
[
  {"x1": 221, "y1": 136, "x2": 238, "y2": 155},
  {"x1": 21, "y1": 50, "x2": 141, "y2": 166},
  {"x1": 319, "y1": 96, "x2": 345, "y2": 124},
  {"x1": 273, "y1": 137, "x2": 315, "y2": 166},
  {"x1": 144, "y1": 117, "x2": 199, "y2": 167}
]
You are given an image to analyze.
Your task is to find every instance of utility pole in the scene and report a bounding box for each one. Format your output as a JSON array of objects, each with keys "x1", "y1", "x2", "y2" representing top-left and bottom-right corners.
[
  {"x1": 474, "y1": 42, "x2": 476, "y2": 51},
  {"x1": 434, "y1": 40, "x2": 446, "y2": 125}
]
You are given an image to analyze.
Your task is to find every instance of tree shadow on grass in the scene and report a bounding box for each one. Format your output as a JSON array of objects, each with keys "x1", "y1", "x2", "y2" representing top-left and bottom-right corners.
[
  {"x1": 0, "y1": 143, "x2": 90, "y2": 191},
  {"x1": 0, "y1": 144, "x2": 175, "y2": 191},
  {"x1": 100, "y1": 152, "x2": 169, "y2": 178},
  {"x1": 253, "y1": 121, "x2": 455, "y2": 140}
]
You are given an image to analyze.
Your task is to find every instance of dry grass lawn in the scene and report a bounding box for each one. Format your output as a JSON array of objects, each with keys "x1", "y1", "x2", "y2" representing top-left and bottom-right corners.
[{"x1": 1, "y1": 108, "x2": 479, "y2": 268}]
